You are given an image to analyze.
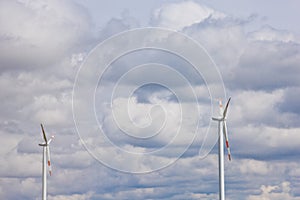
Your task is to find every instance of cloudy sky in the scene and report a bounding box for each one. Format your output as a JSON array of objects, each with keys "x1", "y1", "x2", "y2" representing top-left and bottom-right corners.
[{"x1": 1, "y1": 0, "x2": 300, "y2": 199}]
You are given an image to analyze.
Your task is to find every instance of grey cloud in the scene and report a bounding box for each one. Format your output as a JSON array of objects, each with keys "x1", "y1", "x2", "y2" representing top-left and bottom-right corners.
[
  {"x1": 0, "y1": 0, "x2": 93, "y2": 70},
  {"x1": 1, "y1": 0, "x2": 300, "y2": 199},
  {"x1": 98, "y1": 49, "x2": 206, "y2": 88},
  {"x1": 182, "y1": 14, "x2": 300, "y2": 92},
  {"x1": 97, "y1": 11, "x2": 139, "y2": 42},
  {"x1": 277, "y1": 87, "x2": 300, "y2": 115},
  {"x1": 231, "y1": 41, "x2": 300, "y2": 90}
]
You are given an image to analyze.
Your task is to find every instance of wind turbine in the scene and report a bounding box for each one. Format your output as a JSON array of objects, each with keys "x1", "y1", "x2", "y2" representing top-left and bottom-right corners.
[
  {"x1": 212, "y1": 98, "x2": 232, "y2": 200},
  {"x1": 39, "y1": 124, "x2": 54, "y2": 200}
]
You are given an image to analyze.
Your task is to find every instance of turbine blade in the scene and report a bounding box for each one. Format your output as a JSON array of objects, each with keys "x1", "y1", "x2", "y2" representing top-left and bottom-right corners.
[
  {"x1": 46, "y1": 146, "x2": 52, "y2": 176},
  {"x1": 47, "y1": 135, "x2": 55, "y2": 145},
  {"x1": 40, "y1": 124, "x2": 47, "y2": 143},
  {"x1": 219, "y1": 99, "x2": 224, "y2": 116},
  {"x1": 223, "y1": 121, "x2": 232, "y2": 161},
  {"x1": 223, "y1": 97, "x2": 231, "y2": 118}
]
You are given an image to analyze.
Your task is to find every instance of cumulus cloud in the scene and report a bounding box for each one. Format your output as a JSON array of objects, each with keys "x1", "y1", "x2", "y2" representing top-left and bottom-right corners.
[
  {"x1": 278, "y1": 86, "x2": 300, "y2": 115},
  {"x1": 49, "y1": 192, "x2": 94, "y2": 200},
  {"x1": 0, "y1": 71, "x2": 73, "y2": 127},
  {"x1": 247, "y1": 182, "x2": 300, "y2": 200},
  {"x1": 0, "y1": 178, "x2": 40, "y2": 199},
  {"x1": 152, "y1": 1, "x2": 225, "y2": 30},
  {"x1": 1, "y1": 0, "x2": 300, "y2": 199},
  {"x1": 249, "y1": 25, "x2": 300, "y2": 43},
  {"x1": 231, "y1": 41, "x2": 300, "y2": 90},
  {"x1": 97, "y1": 10, "x2": 140, "y2": 41},
  {"x1": 0, "y1": 0, "x2": 93, "y2": 70}
]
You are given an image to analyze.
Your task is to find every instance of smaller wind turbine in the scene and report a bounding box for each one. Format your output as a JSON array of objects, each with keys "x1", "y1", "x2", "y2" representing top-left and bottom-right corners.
[
  {"x1": 212, "y1": 98, "x2": 232, "y2": 200},
  {"x1": 39, "y1": 124, "x2": 54, "y2": 200}
]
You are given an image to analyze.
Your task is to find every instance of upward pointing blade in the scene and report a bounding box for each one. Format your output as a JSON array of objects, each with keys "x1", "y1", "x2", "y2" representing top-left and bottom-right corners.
[
  {"x1": 223, "y1": 121, "x2": 231, "y2": 161},
  {"x1": 219, "y1": 99, "x2": 224, "y2": 116},
  {"x1": 41, "y1": 124, "x2": 47, "y2": 143},
  {"x1": 223, "y1": 97, "x2": 231, "y2": 118},
  {"x1": 46, "y1": 146, "x2": 52, "y2": 176}
]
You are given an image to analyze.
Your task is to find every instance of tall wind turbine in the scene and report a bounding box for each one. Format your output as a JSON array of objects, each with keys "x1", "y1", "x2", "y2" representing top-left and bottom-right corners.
[
  {"x1": 39, "y1": 124, "x2": 54, "y2": 200},
  {"x1": 212, "y1": 98, "x2": 232, "y2": 200}
]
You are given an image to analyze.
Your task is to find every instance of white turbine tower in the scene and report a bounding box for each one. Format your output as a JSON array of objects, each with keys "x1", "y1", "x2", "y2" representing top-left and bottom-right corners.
[
  {"x1": 212, "y1": 98, "x2": 232, "y2": 200},
  {"x1": 39, "y1": 124, "x2": 54, "y2": 200}
]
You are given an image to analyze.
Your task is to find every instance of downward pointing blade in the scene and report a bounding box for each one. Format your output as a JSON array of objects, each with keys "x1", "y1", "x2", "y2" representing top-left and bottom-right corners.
[
  {"x1": 46, "y1": 146, "x2": 52, "y2": 176},
  {"x1": 41, "y1": 124, "x2": 47, "y2": 143},
  {"x1": 223, "y1": 97, "x2": 231, "y2": 118},
  {"x1": 223, "y1": 121, "x2": 231, "y2": 161}
]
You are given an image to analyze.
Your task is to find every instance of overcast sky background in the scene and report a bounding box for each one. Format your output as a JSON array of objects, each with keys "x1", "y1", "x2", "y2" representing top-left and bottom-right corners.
[{"x1": 1, "y1": 0, "x2": 300, "y2": 199}]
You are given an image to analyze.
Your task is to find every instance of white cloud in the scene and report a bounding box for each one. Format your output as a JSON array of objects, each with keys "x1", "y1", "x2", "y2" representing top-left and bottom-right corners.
[
  {"x1": 49, "y1": 191, "x2": 94, "y2": 200},
  {"x1": 0, "y1": 71, "x2": 73, "y2": 126},
  {"x1": 1, "y1": 0, "x2": 300, "y2": 199},
  {"x1": 240, "y1": 159, "x2": 270, "y2": 175},
  {"x1": 0, "y1": 150, "x2": 40, "y2": 178},
  {"x1": 249, "y1": 25, "x2": 299, "y2": 43},
  {"x1": 31, "y1": 94, "x2": 71, "y2": 125},
  {"x1": 152, "y1": 1, "x2": 225, "y2": 30},
  {"x1": 110, "y1": 96, "x2": 182, "y2": 141},
  {"x1": 0, "y1": 178, "x2": 40, "y2": 199},
  {"x1": 98, "y1": 11, "x2": 140, "y2": 41},
  {"x1": 247, "y1": 182, "x2": 300, "y2": 200},
  {"x1": 0, "y1": 0, "x2": 92, "y2": 69},
  {"x1": 230, "y1": 89, "x2": 284, "y2": 125},
  {"x1": 184, "y1": 17, "x2": 248, "y2": 73}
]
